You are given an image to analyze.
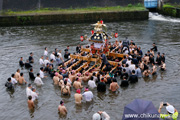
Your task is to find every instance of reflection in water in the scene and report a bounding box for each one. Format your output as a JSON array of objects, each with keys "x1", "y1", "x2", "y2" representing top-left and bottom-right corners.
[{"x1": 0, "y1": 17, "x2": 180, "y2": 119}]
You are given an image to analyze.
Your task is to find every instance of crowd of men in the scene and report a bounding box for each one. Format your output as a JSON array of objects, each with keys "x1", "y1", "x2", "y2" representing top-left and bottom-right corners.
[{"x1": 5, "y1": 40, "x2": 169, "y2": 120}]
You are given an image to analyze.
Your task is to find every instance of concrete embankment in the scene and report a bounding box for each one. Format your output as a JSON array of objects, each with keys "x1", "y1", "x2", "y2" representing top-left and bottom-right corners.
[
  {"x1": 0, "y1": 10, "x2": 149, "y2": 27},
  {"x1": 157, "y1": 7, "x2": 180, "y2": 18}
]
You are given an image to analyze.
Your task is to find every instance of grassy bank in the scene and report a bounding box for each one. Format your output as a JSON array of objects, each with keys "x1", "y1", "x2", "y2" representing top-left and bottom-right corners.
[
  {"x1": 163, "y1": 3, "x2": 180, "y2": 8},
  {"x1": 1, "y1": 3, "x2": 146, "y2": 16}
]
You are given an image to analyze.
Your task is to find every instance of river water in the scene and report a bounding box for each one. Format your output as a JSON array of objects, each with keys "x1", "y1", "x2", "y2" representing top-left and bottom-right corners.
[{"x1": 0, "y1": 13, "x2": 180, "y2": 120}]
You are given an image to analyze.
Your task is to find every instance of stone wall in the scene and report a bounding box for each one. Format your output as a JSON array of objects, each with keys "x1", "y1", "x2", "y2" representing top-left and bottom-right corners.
[{"x1": 0, "y1": 10, "x2": 149, "y2": 26}]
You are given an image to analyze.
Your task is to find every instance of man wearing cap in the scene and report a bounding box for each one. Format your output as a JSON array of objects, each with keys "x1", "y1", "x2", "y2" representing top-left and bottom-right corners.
[
  {"x1": 58, "y1": 100, "x2": 67, "y2": 115},
  {"x1": 82, "y1": 87, "x2": 93, "y2": 102},
  {"x1": 74, "y1": 89, "x2": 82, "y2": 104},
  {"x1": 92, "y1": 111, "x2": 110, "y2": 120},
  {"x1": 158, "y1": 102, "x2": 178, "y2": 120}
]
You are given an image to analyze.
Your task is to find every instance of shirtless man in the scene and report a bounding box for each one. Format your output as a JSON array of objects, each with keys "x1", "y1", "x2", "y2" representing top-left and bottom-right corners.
[
  {"x1": 82, "y1": 72, "x2": 91, "y2": 82},
  {"x1": 109, "y1": 78, "x2": 119, "y2": 92},
  {"x1": 74, "y1": 89, "x2": 82, "y2": 104},
  {"x1": 28, "y1": 96, "x2": 34, "y2": 110},
  {"x1": 58, "y1": 100, "x2": 67, "y2": 116},
  {"x1": 151, "y1": 63, "x2": 157, "y2": 75},
  {"x1": 69, "y1": 71, "x2": 76, "y2": 82},
  {"x1": 61, "y1": 81, "x2": 71, "y2": 95},
  {"x1": 73, "y1": 78, "x2": 83, "y2": 89},
  {"x1": 15, "y1": 69, "x2": 20, "y2": 81},
  {"x1": 18, "y1": 73, "x2": 27, "y2": 84},
  {"x1": 53, "y1": 73, "x2": 59, "y2": 85},
  {"x1": 160, "y1": 61, "x2": 166, "y2": 71}
]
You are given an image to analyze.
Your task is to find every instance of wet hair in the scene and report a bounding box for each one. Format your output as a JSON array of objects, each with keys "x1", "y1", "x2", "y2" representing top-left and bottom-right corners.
[
  {"x1": 60, "y1": 100, "x2": 64, "y2": 105},
  {"x1": 126, "y1": 64, "x2": 129, "y2": 67},
  {"x1": 123, "y1": 55, "x2": 126, "y2": 59},
  {"x1": 28, "y1": 96, "x2": 32, "y2": 100},
  {"x1": 30, "y1": 68, "x2": 33, "y2": 71},
  {"x1": 123, "y1": 69, "x2": 126, "y2": 72},
  {"x1": 101, "y1": 78, "x2": 104, "y2": 81},
  {"x1": 93, "y1": 72, "x2": 96, "y2": 76},
  {"x1": 123, "y1": 76, "x2": 127, "y2": 80},
  {"x1": 20, "y1": 73, "x2": 23, "y2": 76},
  {"x1": 132, "y1": 70, "x2": 135, "y2": 74},
  {"x1": 50, "y1": 59, "x2": 53, "y2": 62},
  {"x1": 64, "y1": 80, "x2": 67, "y2": 85},
  {"x1": 8, "y1": 78, "x2": 11, "y2": 82},
  {"x1": 30, "y1": 52, "x2": 33, "y2": 55},
  {"x1": 11, "y1": 74, "x2": 15, "y2": 77},
  {"x1": 17, "y1": 69, "x2": 20, "y2": 72},
  {"x1": 91, "y1": 76, "x2": 93, "y2": 80},
  {"x1": 37, "y1": 73, "x2": 40, "y2": 76},
  {"x1": 113, "y1": 78, "x2": 117, "y2": 82},
  {"x1": 135, "y1": 65, "x2": 139, "y2": 68},
  {"x1": 28, "y1": 84, "x2": 32, "y2": 87},
  {"x1": 40, "y1": 67, "x2": 43, "y2": 70},
  {"x1": 76, "y1": 78, "x2": 79, "y2": 81}
]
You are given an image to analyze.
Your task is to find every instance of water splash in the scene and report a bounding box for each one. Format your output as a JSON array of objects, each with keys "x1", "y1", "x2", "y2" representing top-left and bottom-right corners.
[{"x1": 149, "y1": 12, "x2": 180, "y2": 23}]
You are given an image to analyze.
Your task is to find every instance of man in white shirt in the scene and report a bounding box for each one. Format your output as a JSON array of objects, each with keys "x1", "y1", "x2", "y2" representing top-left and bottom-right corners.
[
  {"x1": 11, "y1": 74, "x2": 17, "y2": 85},
  {"x1": 26, "y1": 84, "x2": 32, "y2": 97},
  {"x1": 82, "y1": 87, "x2": 93, "y2": 102},
  {"x1": 44, "y1": 56, "x2": 50, "y2": 66},
  {"x1": 88, "y1": 77, "x2": 97, "y2": 89},
  {"x1": 57, "y1": 50, "x2": 64, "y2": 62},
  {"x1": 50, "y1": 52, "x2": 56, "y2": 61},
  {"x1": 44, "y1": 47, "x2": 48, "y2": 56},
  {"x1": 31, "y1": 88, "x2": 38, "y2": 101},
  {"x1": 129, "y1": 61, "x2": 135, "y2": 73},
  {"x1": 34, "y1": 73, "x2": 44, "y2": 86},
  {"x1": 40, "y1": 67, "x2": 47, "y2": 79},
  {"x1": 39, "y1": 56, "x2": 44, "y2": 66}
]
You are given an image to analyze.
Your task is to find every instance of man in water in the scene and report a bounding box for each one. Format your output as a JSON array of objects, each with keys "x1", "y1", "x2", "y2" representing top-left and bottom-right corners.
[
  {"x1": 44, "y1": 56, "x2": 50, "y2": 66},
  {"x1": 61, "y1": 81, "x2": 71, "y2": 95},
  {"x1": 92, "y1": 111, "x2": 110, "y2": 120},
  {"x1": 160, "y1": 60, "x2": 166, "y2": 71},
  {"x1": 11, "y1": 74, "x2": 17, "y2": 85},
  {"x1": 82, "y1": 87, "x2": 93, "y2": 102},
  {"x1": 29, "y1": 68, "x2": 35, "y2": 80},
  {"x1": 28, "y1": 96, "x2": 34, "y2": 110},
  {"x1": 25, "y1": 60, "x2": 32, "y2": 68},
  {"x1": 74, "y1": 89, "x2": 82, "y2": 104},
  {"x1": 40, "y1": 67, "x2": 47, "y2": 79},
  {"x1": 152, "y1": 43, "x2": 158, "y2": 52},
  {"x1": 39, "y1": 56, "x2": 44, "y2": 66},
  {"x1": 26, "y1": 84, "x2": 32, "y2": 97},
  {"x1": 15, "y1": 69, "x2": 20, "y2": 81},
  {"x1": 88, "y1": 76, "x2": 97, "y2": 89},
  {"x1": 44, "y1": 47, "x2": 48, "y2": 56},
  {"x1": 97, "y1": 78, "x2": 106, "y2": 92},
  {"x1": 31, "y1": 87, "x2": 38, "y2": 101},
  {"x1": 158, "y1": 102, "x2": 178, "y2": 120},
  {"x1": 128, "y1": 70, "x2": 138, "y2": 83},
  {"x1": 58, "y1": 100, "x2": 67, "y2": 116},
  {"x1": 34, "y1": 73, "x2": 44, "y2": 86},
  {"x1": 151, "y1": 62, "x2": 157, "y2": 75},
  {"x1": 120, "y1": 76, "x2": 129, "y2": 87},
  {"x1": 5, "y1": 78, "x2": 14, "y2": 90},
  {"x1": 73, "y1": 78, "x2": 83, "y2": 89},
  {"x1": 18, "y1": 73, "x2": 27, "y2": 84},
  {"x1": 29, "y1": 52, "x2": 34, "y2": 63},
  {"x1": 19, "y1": 57, "x2": 24, "y2": 67},
  {"x1": 50, "y1": 52, "x2": 56, "y2": 61},
  {"x1": 109, "y1": 78, "x2": 119, "y2": 92},
  {"x1": 53, "y1": 72, "x2": 59, "y2": 85},
  {"x1": 135, "y1": 65, "x2": 142, "y2": 77}
]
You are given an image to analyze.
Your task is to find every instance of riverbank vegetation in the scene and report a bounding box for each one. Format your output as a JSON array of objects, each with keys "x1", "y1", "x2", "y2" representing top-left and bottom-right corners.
[
  {"x1": 163, "y1": 3, "x2": 180, "y2": 8},
  {"x1": 1, "y1": 3, "x2": 146, "y2": 16}
]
